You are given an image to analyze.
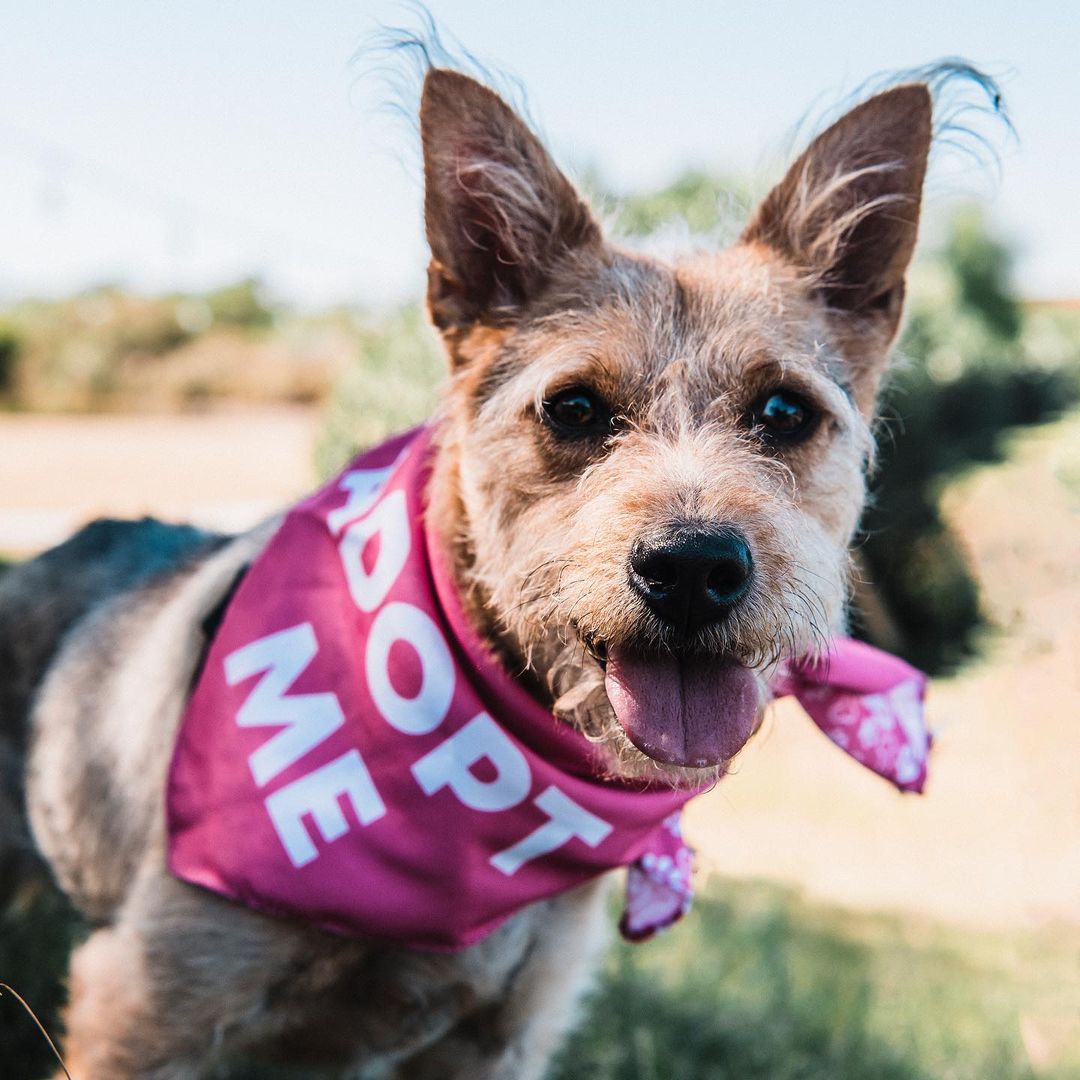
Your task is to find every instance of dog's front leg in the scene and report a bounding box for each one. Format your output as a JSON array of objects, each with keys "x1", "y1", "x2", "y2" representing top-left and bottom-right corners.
[
  {"x1": 55, "y1": 920, "x2": 208, "y2": 1080},
  {"x1": 53, "y1": 865, "x2": 386, "y2": 1080},
  {"x1": 394, "y1": 879, "x2": 611, "y2": 1080},
  {"x1": 57, "y1": 863, "x2": 602, "y2": 1080}
]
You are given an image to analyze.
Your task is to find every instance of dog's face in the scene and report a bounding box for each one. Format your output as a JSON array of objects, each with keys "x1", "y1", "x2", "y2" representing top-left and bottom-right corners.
[{"x1": 421, "y1": 70, "x2": 931, "y2": 784}]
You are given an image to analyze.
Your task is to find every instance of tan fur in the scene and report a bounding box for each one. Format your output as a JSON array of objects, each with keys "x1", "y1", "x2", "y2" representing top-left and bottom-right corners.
[{"x1": 24, "y1": 65, "x2": 933, "y2": 1077}]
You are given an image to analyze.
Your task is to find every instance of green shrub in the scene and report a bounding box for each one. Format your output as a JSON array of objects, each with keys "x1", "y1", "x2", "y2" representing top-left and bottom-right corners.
[
  {"x1": 0, "y1": 323, "x2": 20, "y2": 399},
  {"x1": 315, "y1": 304, "x2": 444, "y2": 477},
  {"x1": 858, "y1": 208, "x2": 1080, "y2": 672},
  {"x1": 204, "y1": 278, "x2": 275, "y2": 331}
]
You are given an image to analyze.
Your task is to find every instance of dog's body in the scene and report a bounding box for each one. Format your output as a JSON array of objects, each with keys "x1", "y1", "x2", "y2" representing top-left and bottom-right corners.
[
  {"x1": 17, "y1": 519, "x2": 608, "y2": 1078},
  {"x1": 5, "y1": 63, "x2": 941, "y2": 1078}
]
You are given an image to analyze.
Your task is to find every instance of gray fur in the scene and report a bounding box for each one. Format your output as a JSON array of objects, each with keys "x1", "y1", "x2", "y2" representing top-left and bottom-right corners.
[
  {"x1": 16, "y1": 513, "x2": 608, "y2": 1077},
  {"x1": 0, "y1": 518, "x2": 222, "y2": 903}
]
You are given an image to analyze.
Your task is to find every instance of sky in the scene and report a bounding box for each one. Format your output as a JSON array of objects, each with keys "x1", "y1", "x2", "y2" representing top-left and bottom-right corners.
[{"x1": 1, "y1": 1, "x2": 1077, "y2": 309}]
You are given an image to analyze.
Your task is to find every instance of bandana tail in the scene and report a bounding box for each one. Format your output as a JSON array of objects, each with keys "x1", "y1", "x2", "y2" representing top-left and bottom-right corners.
[
  {"x1": 777, "y1": 638, "x2": 932, "y2": 794},
  {"x1": 619, "y1": 812, "x2": 694, "y2": 942}
]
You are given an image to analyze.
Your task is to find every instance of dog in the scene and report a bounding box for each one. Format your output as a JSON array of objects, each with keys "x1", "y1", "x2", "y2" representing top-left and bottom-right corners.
[{"x1": 2, "y1": 61, "x2": 938, "y2": 1078}]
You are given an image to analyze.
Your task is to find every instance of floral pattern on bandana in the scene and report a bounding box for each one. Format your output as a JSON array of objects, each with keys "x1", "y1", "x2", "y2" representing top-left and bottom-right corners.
[
  {"x1": 621, "y1": 813, "x2": 694, "y2": 941},
  {"x1": 773, "y1": 644, "x2": 931, "y2": 794}
]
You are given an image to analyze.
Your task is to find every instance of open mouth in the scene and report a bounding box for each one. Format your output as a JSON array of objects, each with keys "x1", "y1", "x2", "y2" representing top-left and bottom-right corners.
[{"x1": 583, "y1": 635, "x2": 759, "y2": 769}]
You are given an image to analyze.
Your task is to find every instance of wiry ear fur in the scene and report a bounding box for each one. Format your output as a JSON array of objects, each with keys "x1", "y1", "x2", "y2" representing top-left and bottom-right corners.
[
  {"x1": 421, "y1": 68, "x2": 601, "y2": 337},
  {"x1": 743, "y1": 84, "x2": 932, "y2": 387}
]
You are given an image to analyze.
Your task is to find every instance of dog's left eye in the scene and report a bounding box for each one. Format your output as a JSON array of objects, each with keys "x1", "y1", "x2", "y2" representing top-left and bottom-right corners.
[
  {"x1": 748, "y1": 389, "x2": 819, "y2": 444},
  {"x1": 542, "y1": 387, "x2": 613, "y2": 438}
]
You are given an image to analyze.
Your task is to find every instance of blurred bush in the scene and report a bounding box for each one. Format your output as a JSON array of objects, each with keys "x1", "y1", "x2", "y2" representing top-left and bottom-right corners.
[
  {"x1": 204, "y1": 277, "x2": 275, "y2": 330},
  {"x1": 861, "y1": 207, "x2": 1080, "y2": 671},
  {"x1": 584, "y1": 167, "x2": 752, "y2": 242},
  {"x1": 315, "y1": 303, "x2": 444, "y2": 476},
  {"x1": 0, "y1": 321, "x2": 21, "y2": 400},
  {"x1": 0, "y1": 280, "x2": 351, "y2": 413}
]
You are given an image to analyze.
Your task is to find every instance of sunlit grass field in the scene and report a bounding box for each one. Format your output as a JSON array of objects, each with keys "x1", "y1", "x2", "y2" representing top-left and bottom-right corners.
[
  {"x1": 554, "y1": 880, "x2": 1080, "y2": 1080},
  {"x1": 4, "y1": 875, "x2": 1078, "y2": 1079}
]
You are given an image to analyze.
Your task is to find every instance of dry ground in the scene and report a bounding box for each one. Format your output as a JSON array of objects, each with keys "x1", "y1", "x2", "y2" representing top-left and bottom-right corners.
[{"x1": 0, "y1": 407, "x2": 319, "y2": 553}]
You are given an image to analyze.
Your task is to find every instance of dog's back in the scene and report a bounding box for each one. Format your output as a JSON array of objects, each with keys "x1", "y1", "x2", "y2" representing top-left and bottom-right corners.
[{"x1": 0, "y1": 519, "x2": 222, "y2": 900}]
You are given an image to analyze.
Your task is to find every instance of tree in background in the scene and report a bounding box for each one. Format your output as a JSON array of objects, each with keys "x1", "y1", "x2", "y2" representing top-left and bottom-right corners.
[
  {"x1": 203, "y1": 277, "x2": 275, "y2": 331},
  {"x1": 859, "y1": 205, "x2": 1077, "y2": 670},
  {"x1": 0, "y1": 322, "x2": 19, "y2": 399},
  {"x1": 945, "y1": 204, "x2": 1021, "y2": 341},
  {"x1": 582, "y1": 168, "x2": 753, "y2": 242}
]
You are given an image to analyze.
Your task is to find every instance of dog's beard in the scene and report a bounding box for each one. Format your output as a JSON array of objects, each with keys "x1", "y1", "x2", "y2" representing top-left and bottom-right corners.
[
  {"x1": 541, "y1": 640, "x2": 760, "y2": 788},
  {"x1": 495, "y1": 552, "x2": 842, "y2": 787},
  {"x1": 450, "y1": 446, "x2": 844, "y2": 784}
]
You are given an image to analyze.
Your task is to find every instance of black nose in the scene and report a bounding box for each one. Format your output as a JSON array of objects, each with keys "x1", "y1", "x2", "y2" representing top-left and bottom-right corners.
[{"x1": 629, "y1": 526, "x2": 753, "y2": 634}]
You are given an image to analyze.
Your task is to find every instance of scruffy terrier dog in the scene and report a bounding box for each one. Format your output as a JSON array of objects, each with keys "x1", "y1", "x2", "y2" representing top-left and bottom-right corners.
[{"x1": 2, "y1": 61, "x2": 936, "y2": 1079}]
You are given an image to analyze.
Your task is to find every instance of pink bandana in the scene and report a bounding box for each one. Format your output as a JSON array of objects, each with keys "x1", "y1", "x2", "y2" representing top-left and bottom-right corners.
[{"x1": 167, "y1": 428, "x2": 930, "y2": 950}]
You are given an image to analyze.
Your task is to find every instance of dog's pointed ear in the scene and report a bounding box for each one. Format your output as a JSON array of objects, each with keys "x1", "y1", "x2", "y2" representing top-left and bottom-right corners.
[
  {"x1": 421, "y1": 68, "x2": 601, "y2": 336},
  {"x1": 743, "y1": 84, "x2": 932, "y2": 376}
]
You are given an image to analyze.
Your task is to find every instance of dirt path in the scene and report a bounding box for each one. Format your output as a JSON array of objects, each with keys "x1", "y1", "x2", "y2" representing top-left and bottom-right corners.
[
  {"x1": 2, "y1": 407, "x2": 1077, "y2": 930},
  {"x1": 0, "y1": 408, "x2": 320, "y2": 552}
]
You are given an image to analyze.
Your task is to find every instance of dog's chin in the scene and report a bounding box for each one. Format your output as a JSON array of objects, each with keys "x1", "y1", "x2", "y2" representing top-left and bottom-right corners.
[{"x1": 548, "y1": 634, "x2": 766, "y2": 786}]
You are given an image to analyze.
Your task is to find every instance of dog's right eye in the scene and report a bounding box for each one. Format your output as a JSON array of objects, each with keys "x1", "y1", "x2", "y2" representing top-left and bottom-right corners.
[
  {"x1": 541, "y1": 387, "x2": 613, "y2": 438},
  {"x1": 748, "y1": 388, "x2": 819, "y2": 445}
]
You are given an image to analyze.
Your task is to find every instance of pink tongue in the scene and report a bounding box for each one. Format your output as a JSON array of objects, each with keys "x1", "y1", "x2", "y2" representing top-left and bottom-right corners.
[{"x1": 604, "y1": 646, "x2": 760, "y2": 768}]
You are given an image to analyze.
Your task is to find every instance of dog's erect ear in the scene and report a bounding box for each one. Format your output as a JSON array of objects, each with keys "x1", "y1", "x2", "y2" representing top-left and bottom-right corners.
[
  {"x1": 421, "y1": 68, "x2": 601, "y2": 335},
  {"x1": 743, "y1": 83, "x2": 932, "y2": 347}
]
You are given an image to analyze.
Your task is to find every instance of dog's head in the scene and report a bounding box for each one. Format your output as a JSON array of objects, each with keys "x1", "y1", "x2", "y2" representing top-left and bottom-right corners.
[{"x1": 421, "y1": 69, "x2": 931, "y2": 784}]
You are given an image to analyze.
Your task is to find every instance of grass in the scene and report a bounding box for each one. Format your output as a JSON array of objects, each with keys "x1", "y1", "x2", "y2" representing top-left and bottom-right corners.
[
  {"x1": 3, "y1": 877, "x2": 1078, "y2": 1079},
  {"x1": 553, "y1": 879, "x2": 1080, "y2": 1080},
  {"x1": 0, "y1": 878, "x2": 82, "y2": 1075}
]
